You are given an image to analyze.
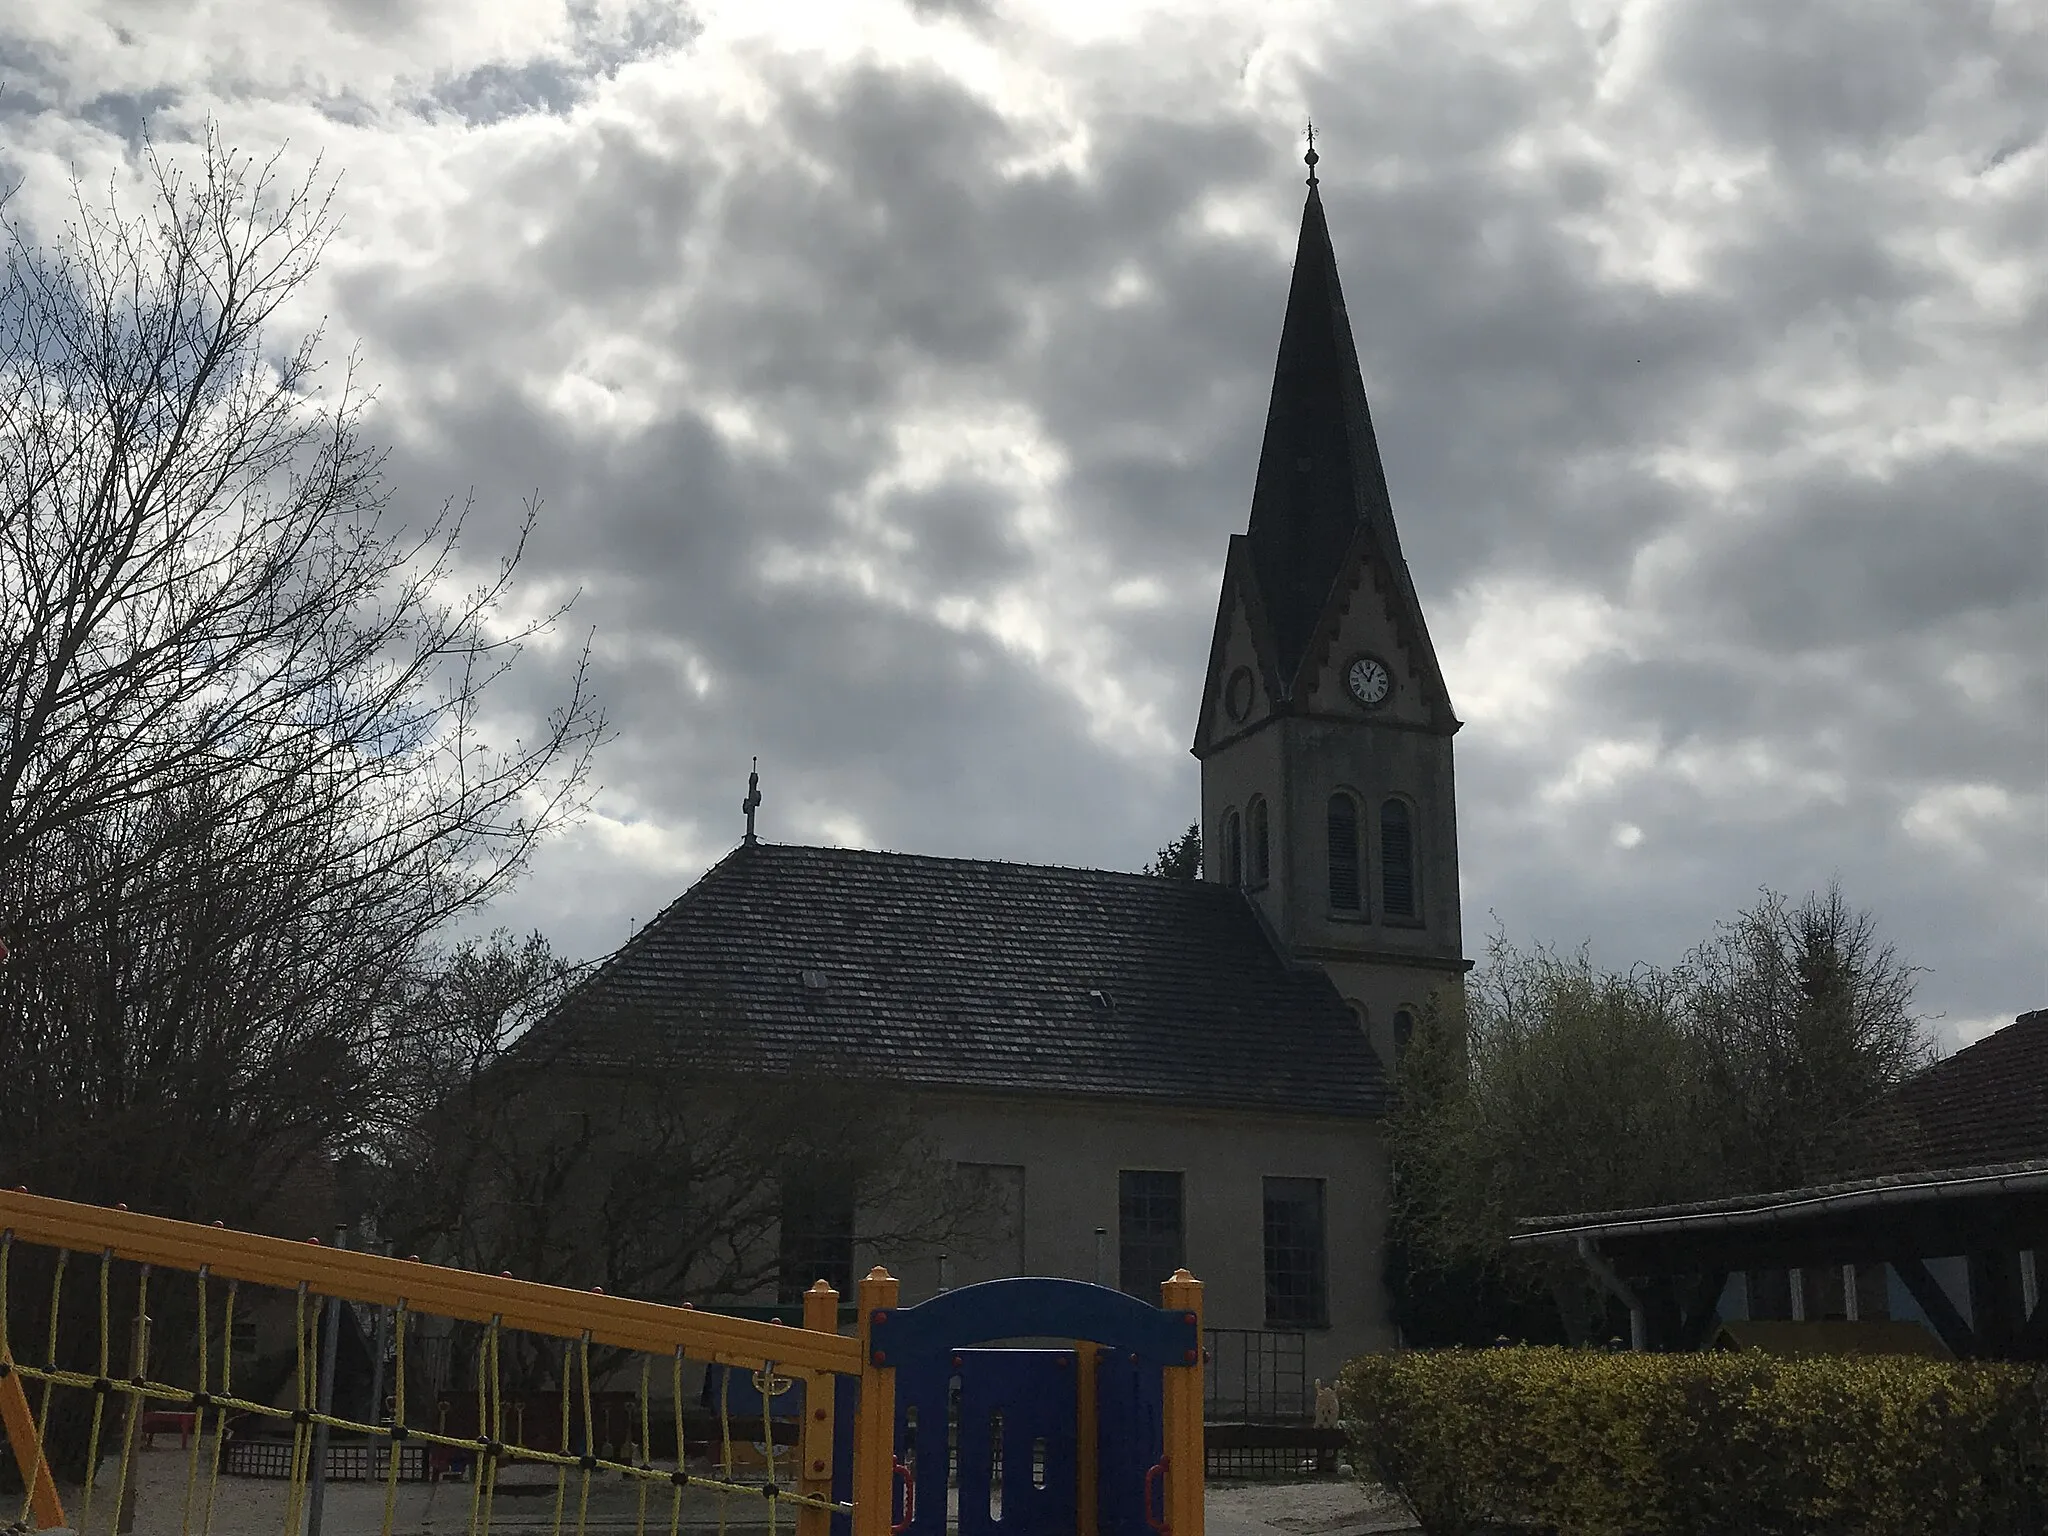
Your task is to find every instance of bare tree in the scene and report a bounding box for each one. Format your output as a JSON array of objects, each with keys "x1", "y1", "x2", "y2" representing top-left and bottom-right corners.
[
  {"x1": 369, "y1": 955, "x2": 999, "y2": 1391},
  {"x1": 0, "y1": 125, "x2": 601, "y2": 1182},
  {"x1": 1678, "y1": 882, "x2": 1935, "y2": 1189},
  {"x1": 0, "y1": 124, "x2": 602, "y2": 943}
]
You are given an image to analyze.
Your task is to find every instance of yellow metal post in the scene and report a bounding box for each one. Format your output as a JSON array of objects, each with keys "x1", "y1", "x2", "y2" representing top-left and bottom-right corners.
[
  {"x1": 0, "y1": 1367, "x2": 65, "y2": 1531},
  {"x1": 798, "y1": 1279, "x2": 841, "y2": 1536},
  {"x1": 851, "y1": 1268, "x2": 899, "y2": 1536},
  {"x1": 1160, "y1": 1269, "x2": 1205, "y2": 1536},
  {"x1": 1074, "y1": 1340, "x2": 1100, "y2": 1536}
]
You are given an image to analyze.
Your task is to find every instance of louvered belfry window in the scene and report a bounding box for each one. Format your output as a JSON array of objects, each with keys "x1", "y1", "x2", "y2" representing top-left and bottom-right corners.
[
  {"x1": 1327, "y1": 794, "x2": 1361, "y2": 911},
  {"x1": 1248, "y1": 798, "x2": 1270, "y2": 887},
  {"x1": 1381, "y1": 798, "x2": 1417, "y2": 918},
  {"x1": 1221, "y1": 809, "x2": 1243, "y2": 886}
]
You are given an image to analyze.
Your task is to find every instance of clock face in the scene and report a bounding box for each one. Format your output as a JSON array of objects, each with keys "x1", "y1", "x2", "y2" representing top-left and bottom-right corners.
[{"x1": 1346, "y1": 655, "x2": 1392, "y2": 709}]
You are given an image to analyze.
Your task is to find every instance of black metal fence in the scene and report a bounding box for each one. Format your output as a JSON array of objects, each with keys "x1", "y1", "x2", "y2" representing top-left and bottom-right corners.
[
  {"x1": 1203, "y1": 1328, "x2": 1308, "y2": 1423},
  {"x1": 224, "y1": 1437, "x2": 431, "y2": 1481}
]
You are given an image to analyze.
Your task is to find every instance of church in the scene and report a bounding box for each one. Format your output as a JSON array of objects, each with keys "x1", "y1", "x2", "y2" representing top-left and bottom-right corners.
[{"x1": 528, "y1": 148, "x2": 1468, "y2": 1399}]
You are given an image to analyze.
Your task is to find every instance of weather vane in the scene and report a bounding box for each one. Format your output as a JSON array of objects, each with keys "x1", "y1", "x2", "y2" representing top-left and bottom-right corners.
[
  {"x1": 1305, "y1": 119, "x2": 1319, "y2": 188},
  {"x1": 742, "y1": 757, "x2": 762, "y2": 845}
]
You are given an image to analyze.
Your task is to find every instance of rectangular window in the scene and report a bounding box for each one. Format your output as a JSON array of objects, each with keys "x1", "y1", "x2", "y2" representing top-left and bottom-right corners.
[
  {"x1": 1119, "y1": 1170, "x2": 1185, "y2": 1299},
  {"x1": 1263, "y1": 1177, "x2": 1328, "y2": 1327},
  {"x1": 778, "y1": 1168, "x2": 856, "y2": 1304}
]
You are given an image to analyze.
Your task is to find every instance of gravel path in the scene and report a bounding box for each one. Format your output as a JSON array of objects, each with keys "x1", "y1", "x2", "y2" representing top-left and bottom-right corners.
[{"x1": 22, "y1": 1444, "x2": 1421, "y2": 1535}]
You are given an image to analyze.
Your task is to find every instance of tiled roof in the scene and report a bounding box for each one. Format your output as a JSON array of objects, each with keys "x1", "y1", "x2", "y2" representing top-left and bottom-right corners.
[
  {"x1": 1845, "y1": 1008, "x2": 2048, "y2": 1175},
  {"x1": 514, "y1": 842, "x2": 1387, "y2": 1119}
]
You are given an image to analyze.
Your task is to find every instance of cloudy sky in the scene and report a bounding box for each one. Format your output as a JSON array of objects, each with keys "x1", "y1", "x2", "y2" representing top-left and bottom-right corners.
[{"x1": 3, "y1": 0, "x2": 2041, "y2": 1050}]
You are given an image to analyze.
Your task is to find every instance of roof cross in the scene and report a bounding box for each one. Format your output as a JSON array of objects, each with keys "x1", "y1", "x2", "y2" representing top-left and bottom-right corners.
[
  {"x1": 742, "y1": 757, "x2": 762, "y2": 845},
  {"x1": 1304, "y1": 119, "x2": 1319, "y2": 188}
]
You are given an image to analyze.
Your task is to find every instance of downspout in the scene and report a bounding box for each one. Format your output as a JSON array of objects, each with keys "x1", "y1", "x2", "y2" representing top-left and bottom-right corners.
[{"x1": 1576, "y1": 1235, "x2": 1648, "y2": 1352}]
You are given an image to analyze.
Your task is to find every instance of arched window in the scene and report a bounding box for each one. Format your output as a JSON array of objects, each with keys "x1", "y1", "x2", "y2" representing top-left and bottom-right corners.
[
  {"x1": 1326, "y1": 793, "x2": 1361, "y2": 912},
  {"x1": 1248, "y1": 797, "x2": 1270, "y2": 888},
  {"x1": 1394, "y1": 1008, "x2": 1416, "y2": 1057},
  {"x1": 1381, "y1": 798, "x2": 1417, "y2": 919},
  {"x1": 1220, "y1": 808, "x2": 1243, "y2": 887}
]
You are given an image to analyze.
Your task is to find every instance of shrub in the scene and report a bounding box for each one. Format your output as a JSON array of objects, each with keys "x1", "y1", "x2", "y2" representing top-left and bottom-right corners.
[{"x1": 1338, "y1": 1347, "x2": 2046, "y2": 1536}]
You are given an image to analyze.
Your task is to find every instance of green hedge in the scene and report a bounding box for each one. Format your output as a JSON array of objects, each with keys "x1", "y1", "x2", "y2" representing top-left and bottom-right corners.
[{"x1": 1338, "y1": 1347, "x2": 2046, "y2": 1536}]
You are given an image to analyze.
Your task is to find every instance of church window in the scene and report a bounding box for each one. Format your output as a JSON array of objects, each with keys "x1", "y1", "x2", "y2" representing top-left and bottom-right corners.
[
  {"x1": 1247, "y1": 798, "x2": 1270, "y2": 888},
  {"x1": 1381, "y1": 798, "x2": 1418, "y2": 919},
  {"x1": 1220, "y1": 809, "x2": 1243, "y2": 887},
  {"x1": 1394, "y1": 1009, "x2": 1416, "y2": 1057},
  {"x1": 1326, "y1": 794, "x2": 1361, "y2": 912},
  {"x1": 1263, "y1": 1177, "x2": 1328, "y2": 1327},
  {"x1": 1118, "y1": 1170, "x2": 1185, "y2": 1298},
  {"x1": 778, "y1": 1166, "x2": 856, "y2": 1304}
]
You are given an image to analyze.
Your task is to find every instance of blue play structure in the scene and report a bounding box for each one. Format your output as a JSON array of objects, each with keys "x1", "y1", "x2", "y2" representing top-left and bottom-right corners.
[{"x1": 830, "y1": 1276, "x2": 1204, "y2": 1536}]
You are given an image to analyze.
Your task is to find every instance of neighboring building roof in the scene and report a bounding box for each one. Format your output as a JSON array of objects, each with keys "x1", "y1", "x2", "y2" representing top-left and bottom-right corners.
[
  {"x1": 515, "y1": 841, "x2": 1388, "y2": 1119},
  {"x1": 1847, "y1": 1008, "x2": 2048, "y2": 1175},
  {"x1": 1510, "y1": 1158, "x2": 2048, "y2": 1245},
  {"x1": 1509, "y1": 1010, "x2": 2048, "y2": 1243},
  {"x1": 1240, "y1": 184, "x2": 1451, "y2": 718}
]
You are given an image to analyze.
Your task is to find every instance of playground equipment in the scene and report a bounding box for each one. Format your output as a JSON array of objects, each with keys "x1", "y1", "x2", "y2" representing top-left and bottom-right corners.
[{"x1": 0, "y1": 1188, "x2": 1203, "y2": 1535}]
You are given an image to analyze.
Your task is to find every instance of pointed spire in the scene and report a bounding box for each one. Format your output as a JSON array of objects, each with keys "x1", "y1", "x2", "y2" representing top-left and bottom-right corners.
[{"x1": 1241, "y1": 148, "x2": 1412, "y2": 693}]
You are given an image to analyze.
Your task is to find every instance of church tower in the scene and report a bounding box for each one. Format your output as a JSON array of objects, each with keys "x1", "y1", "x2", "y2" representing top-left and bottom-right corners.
[{"x1": 1192, "y1": 143, "x2": 1469, "y2": 1071}]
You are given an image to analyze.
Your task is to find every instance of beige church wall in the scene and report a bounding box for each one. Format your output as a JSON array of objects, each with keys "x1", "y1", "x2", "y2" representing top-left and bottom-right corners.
[
  {"x1": 856, "y1": 1093, "x2": 1396, "y2": 1393},
  {"x1": 1298, "y1": 570, "x2": 1436, "y2": 735},
  {"x1": 1199, "y1": 721, "x2": 1288, "y2": 926}
]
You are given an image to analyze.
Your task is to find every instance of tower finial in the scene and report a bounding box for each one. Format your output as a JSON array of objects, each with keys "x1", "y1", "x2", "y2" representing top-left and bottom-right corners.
[
  {"x1": 1304, "y1": 119, "x2": 1319, "y2": 188},
  {"x1": 742, "y1": 757, "x2": 762, "y2": 845}
]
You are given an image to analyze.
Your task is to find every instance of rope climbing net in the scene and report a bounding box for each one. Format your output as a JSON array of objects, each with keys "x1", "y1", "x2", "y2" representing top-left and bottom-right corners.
[{"x1": 0, "y1": 1190, "x2": 874, "y2": 1536}]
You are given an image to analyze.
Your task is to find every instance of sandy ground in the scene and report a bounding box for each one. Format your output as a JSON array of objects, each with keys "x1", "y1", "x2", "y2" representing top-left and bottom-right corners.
[{"x1": 14, "y1": 1444, "x2": 1421, "y2": 1535}]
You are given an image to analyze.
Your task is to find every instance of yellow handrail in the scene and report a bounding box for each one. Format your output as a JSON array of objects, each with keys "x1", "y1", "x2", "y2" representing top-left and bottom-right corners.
[{"x1": 0, "y1": 1189, "x2": 863, "y2": 1375}]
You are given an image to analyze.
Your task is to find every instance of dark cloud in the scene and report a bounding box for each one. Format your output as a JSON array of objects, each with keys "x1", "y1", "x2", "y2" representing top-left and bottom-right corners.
[{"x1": 2, "y1": 0, "x2": 2038, "y2": 1046}]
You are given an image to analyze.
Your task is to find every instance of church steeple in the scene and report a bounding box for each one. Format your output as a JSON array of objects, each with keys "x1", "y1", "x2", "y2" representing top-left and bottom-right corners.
[
  {"x1": 1242, "y1": 158, "x2": 1431, "y2": 704},
  {"x1": 1192, "y1": 144, "x2": 1469, "y2": 1075}
]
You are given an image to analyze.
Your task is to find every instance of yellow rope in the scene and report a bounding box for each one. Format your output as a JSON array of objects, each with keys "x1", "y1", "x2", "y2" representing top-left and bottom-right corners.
[
  {"x1": 634, "y1": 1354, "x2": 652, "y2": 1536},
  {"x1": 552, "y1": 1340, "x2": 571, "y2": 1536},
  {"x1": 283, "y1": 1280, "x2": 312, "y2": 1536},
  {"x1": 0, "y1": 1230, "x2": 31, "y2": 1534},
  {"x1": 78, "y1": 1247, "x2": 111, "y2": 1534},
  {"x1": 761, "y1": 1360, "x2": 779, "y2": 1536},
  {"x1": 0, "y1": 1230, "x2": 857, "y2": 1536},
  {"x1": 29, "y1": 1247, "x2": 64, "y2": 1533},
  {"x1": 378, "y1": 1299, "x2": 407, "y2": 1536},
  {"x1": 719, "y1": 1363, "x2": 733, "y2": 1536},
  {"x1": 472, "y1": 1314, "x2": 503, "y2": 1536},
  {"x1": 668, "y1": 1347, "x2": 686, "y2": 1536},
  {"x1": 576, "y1": 1330, "x2": 596, "y2": 1536},
  {"x1": 180, "y1": 1265, "x2": 209, "y2": 1536},
  {"x1": 105, "y1": 1262, "x2": 148, "y2": 1536},
  {"x1": 202, "y1": 1281, "x2": 236, "y2": 1536}
]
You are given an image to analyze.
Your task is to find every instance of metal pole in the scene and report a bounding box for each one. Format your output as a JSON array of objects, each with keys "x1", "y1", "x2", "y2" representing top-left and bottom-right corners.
[{"x1": 305, "y1": 1226, "x2": 346, "y2": 1536}]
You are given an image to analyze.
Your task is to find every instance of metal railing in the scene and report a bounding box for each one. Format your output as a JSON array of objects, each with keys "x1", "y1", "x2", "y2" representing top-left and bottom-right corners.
[{"x1": 1202, "y1": 1328, "x2": 1307, "y2": 1422}]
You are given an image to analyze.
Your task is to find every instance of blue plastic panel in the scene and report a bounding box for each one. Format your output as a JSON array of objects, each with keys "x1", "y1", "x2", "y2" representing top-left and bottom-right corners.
[{"x1": 868, "y1": 1278, "x2": 1198, "y2": 1368}]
